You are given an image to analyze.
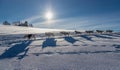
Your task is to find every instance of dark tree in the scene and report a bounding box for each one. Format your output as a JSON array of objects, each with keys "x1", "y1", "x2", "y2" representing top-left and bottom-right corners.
[
  {"x1": 3, "y1": 21, "x2": 11, "y2": 25},
  {"x1": 24, "y1": 21, "x2": 29, "y2": 27}
]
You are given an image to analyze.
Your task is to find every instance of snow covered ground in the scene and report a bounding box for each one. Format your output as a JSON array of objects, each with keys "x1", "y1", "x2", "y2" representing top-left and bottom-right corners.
[
  {"x1": 0, "y1": 25, "x2": 72, "y2": 35},
  {"x1": 0, "y1": 25, "x2": 120, "y2": 70}
]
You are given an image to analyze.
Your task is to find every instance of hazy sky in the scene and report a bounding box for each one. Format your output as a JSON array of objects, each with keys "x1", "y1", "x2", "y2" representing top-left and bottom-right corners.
[{"x1": 0, "y1": 0, "x2": 120, "y2": 30}]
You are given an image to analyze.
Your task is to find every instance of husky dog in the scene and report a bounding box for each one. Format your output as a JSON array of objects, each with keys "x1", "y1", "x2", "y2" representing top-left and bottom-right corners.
[
  {"x1": 45, "y1": 32, "x2": 54, "y2": 37},
  {"x1": 85, "y1": 30, "x2": 94, "y2": 34},
  {"x1": 106, "y1": 30, "x2": 113, "y2": 33},
  {"x1": 24, "y1": 34, "x2": 36, "y2": 40},
  {"x1": 75, "y1": 30, "x2": 81, "y2": 35},
  {"x1": 96, "y1": 30, "x2": 104, "y2": 34},
  {"x1": 60, "y1": 31, "x2": 70, "y2": 36}
]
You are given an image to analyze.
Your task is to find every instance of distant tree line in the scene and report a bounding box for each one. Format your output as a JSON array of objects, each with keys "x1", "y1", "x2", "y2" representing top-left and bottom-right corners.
[{"x1": 2, "y1": 21, "x2": 33, "y2": 27}]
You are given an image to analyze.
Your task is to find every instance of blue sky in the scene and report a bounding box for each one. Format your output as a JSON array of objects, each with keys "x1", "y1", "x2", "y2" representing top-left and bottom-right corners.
[{"x1": 0, "y1": 0, "x2": 120, "y2": 30}]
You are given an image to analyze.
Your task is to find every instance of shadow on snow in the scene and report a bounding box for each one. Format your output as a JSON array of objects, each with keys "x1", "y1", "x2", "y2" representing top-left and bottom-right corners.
[
  {"x1": 103, "y1": 34, "x2": 120, "y2": 37},
  {"x1": 42, "y1": 38, "x2": 57, "y2": 49},
  {"x1": 94, "y1": 34, "x2": 113, "y2": 39},
  {"x1": 80, "y1": 35, "x2": 93, "y2": 41},
  {"x1": 64, "y1": 36, "x2": 78, "y2": 44},
  {"x1": 0, "y1": 40, "x2": 32, "y2": 59},
  {"x1": 32, "y1": 50, "x2": 120, "y2": 56}
]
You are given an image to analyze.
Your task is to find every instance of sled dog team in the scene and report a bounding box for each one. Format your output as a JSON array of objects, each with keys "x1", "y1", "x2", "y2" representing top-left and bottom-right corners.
[{"x1": 24, "y1": 30, "x2": 113, "y2": 40}]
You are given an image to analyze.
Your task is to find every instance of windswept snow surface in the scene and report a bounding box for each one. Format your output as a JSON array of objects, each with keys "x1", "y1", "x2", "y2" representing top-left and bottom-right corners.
[
  {"x1": 0, "y1": 25, "x2": 71, "y2": 35},
  {"x1": 0, "y1": 25, "x2": 120, "y2": 70}
]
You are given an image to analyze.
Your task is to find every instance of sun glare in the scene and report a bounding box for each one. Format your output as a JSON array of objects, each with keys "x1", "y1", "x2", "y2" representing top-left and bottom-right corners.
[{"x1": 45, "y1": 11, "x2": 53, "y2": 20}]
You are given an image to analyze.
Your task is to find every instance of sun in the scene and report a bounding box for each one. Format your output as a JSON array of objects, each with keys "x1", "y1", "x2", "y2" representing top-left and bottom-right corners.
[{"x1": 45, "y1": 11, "x2": 53, "y2": 20}]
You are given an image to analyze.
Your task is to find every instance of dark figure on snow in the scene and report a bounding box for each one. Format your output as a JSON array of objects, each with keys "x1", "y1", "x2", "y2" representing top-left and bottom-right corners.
[{"x1": 24, "y1": 34, "x2": 36, "y2": 40}]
